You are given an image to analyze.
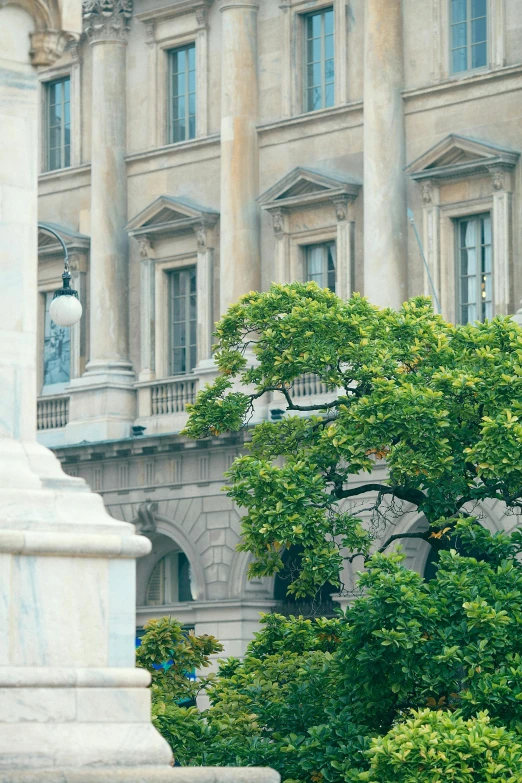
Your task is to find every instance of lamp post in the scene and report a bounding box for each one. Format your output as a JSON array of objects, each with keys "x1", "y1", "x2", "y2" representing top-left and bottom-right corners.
[{"x1": 38, "y1": 223, "x2": 83, "y2": 327}]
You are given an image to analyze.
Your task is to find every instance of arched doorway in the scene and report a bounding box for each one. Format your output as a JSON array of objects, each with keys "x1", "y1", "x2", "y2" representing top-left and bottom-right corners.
[{"x1": 137, "y1": 531, "x2": 196, "y2": 608}]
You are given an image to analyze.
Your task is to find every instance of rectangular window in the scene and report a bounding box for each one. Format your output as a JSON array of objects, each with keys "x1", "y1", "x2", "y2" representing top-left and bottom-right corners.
[
  {"x1": 451, "y1": 0, "x2": 487, "y2": 74},
  {"x1": 43, "y1": 291, "x2": 71, "y2": 387},
  {"x1": 168, "y1": 44, "x2": 196, "y2": 143},
  {"x1": 457, "y1": 213, "x2": 492, "y2": 324},
  {"x1": 46, "y1": 77, "x2": 71, "y2": 171},
  {"x1": 168, "y1": 267, "x2": 197, "y2": 375},
  {"x1": 305, "y1": 242, "x2": 336, "y2": 292},
  {"x1": 305, "y1": 7, "x2": 334, "y2": 112}
]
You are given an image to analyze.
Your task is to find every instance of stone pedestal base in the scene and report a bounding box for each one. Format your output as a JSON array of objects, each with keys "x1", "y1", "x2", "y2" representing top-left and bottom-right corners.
[
  {"x1": 2, "y1": 768, "x2": 280, "y2": 783},
  {"x1": 66, "y1": 365, "x2": 136, "y2": 443}
]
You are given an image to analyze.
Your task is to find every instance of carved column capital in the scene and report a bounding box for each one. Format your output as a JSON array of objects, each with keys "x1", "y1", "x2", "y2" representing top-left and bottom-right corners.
[
  {"x1": 488, "y1": 164, "x2": 513, "y2": 194},
  {"x1": 137, "y1": 237, "x2": 154, "y2": 259},
  {"x1": 421, "y1": 180, "x2": 433, "y2": 204},
  {"x1": 269, "y1": 207, "x2": 286, "y2": 237},
  {"x1": 195, "y1": 225, "x2": 208, "y2": 250},
  {"x1": 332, "y1": 195, "x2": 349, "y2": 222},
  {"x1": 83, "y1": 0, "x2": 133, "y2": 42},
  {"x1": 30, "y1": 30, "x2": 78, "y2": 66},
  {"x1": 196, "y1": 7, "x2": 208, "y2": 27}
]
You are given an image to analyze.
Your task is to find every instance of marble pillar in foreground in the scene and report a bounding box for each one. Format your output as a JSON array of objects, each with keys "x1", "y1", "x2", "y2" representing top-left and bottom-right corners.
[
  {"x1": 219, "y1": 0, "x2": 261, "y2": 314},
  {"x1": 363, "y1": 0, "x2": 408, "y2": 309},
  {"x1": 0, "y1": 0, "x2": 162, "y2": 776},
  {"x1": 0, "y1": 4, "x2": 279, "y2": 782},
  {"x1": 66, "y1": 0, "x2": 136, "y2": 443}
]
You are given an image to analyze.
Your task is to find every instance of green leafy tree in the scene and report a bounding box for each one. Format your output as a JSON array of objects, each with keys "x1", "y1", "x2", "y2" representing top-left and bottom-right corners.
[
  {"x1": 144, "y1": 285, "x2": 522, "y2": 780},
  {"x1": 139, "y1": 526, "x2": 522, "y2": 781},
  {"x1": 136, "y1": 617, "x2": 223, "y2": 760},
  {"x1": 184, "y1": 283, "x2": 522, "y2": 595}
]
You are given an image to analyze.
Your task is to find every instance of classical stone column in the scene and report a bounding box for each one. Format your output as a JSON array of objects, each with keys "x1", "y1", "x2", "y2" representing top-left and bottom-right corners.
[
  {"x1": 363, "y1": 0, "x2": 408, "y2": 309},
  {"x1": 84, "y1": 0, "x2": 132, "y2": 378},
  {"x1": 66, "y1": 0, "x2": 136, "y2": 443},
  {"x1": 0, "y1": 0, "x2": 172, "y2": 776},
  {"x1": 219, "y1": 0, "x2": 260, "y2": 314}
]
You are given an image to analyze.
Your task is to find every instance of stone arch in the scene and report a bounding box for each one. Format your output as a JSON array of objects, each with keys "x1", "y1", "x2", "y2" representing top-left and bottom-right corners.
[
  {"x1": 2, "y1": 0, "x2": 80, "y2": 66},
  {"x1": 228, "y1": 549, "x2": 274, "y2": 600},
  {"x1": 135, "y1": 513, "x2": 207, "y2": 605},
  {"x1": 380, "y1": 499, "x2": 520, "y2": 580}
]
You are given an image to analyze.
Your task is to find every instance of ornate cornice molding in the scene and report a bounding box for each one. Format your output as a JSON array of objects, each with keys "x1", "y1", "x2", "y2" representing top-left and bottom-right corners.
[{"x1": 83, "y1": 0, "x2": 133, "y2": 43}]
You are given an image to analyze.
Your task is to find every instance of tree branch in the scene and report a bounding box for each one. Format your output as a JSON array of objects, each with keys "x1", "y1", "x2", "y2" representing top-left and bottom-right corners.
[
  {"x1": 335, "y1": 483, "x2": 426, "y2": 507},
  {"x1": 377, "y1": 531, "x2": 430, "y2": 554}
]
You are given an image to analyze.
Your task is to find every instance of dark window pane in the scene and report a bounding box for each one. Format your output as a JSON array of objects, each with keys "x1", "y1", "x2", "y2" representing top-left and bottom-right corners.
[
  {"x1": 308, "y1": 13, "x2": 322, "y2": 38},
  {"x1": 187, "y1": 45, "x2": 195, "y2": 69},
  {"x1": 46, "y1": 77, "x2": 71, "y2": 172},
  {"x1": 188, "y1": 115, "x2": 196, "y2": 139},
  {"x1": 308, "y1": 36, "x2": 321, "y2": 63},
  {"x1": 452, "y1": 48, "x2": 467, "y2": 72},
  {"x1": 49, "y1": 126, "x2": 61, "y2": 150},
  {"x1": 43, "y1": 291, "x2": 71, "y2": 385},
  {"x1": 325, "y1": 58, "x2": 334, "y2": 81},
  {"x1": 307, "y1": 86, "x2": 322, "y2": 112},
  {"x1": 327, "y1": 245, "x2": 336, "y2": 292},
  {"x1": 471, "y1": 16, "x2": 487, "y2": 43},
  {"x1": 169, "y1": 268, "x2": 197, "y2": 375},
  {"x1": 471, "y1": 41, "x2": 487, "y2": 67},
  {"x1": 325, "y1": 33, "x2": 334, "y2": 60},
  {"x1": 324, "y1": 8, "x2": 333, "y2": 34},
  {"x1": 472, "y1": 0, "x2": 486, "y2": 17},
  {"x1": 325, "y1": 82, "x2": 334, "y2": 107},
  {"x1": 451, "y1": 0, "x2": 467, "y2": 23},
  {"x1": 305, "y1": 8, "x2": 334, "y2": 113},
  {"x1": 452, "y1": 22, "x2": 467, "y2": 48},
  {"x1": 178, "y1": 553, "x2": 193, "y2": 602}
]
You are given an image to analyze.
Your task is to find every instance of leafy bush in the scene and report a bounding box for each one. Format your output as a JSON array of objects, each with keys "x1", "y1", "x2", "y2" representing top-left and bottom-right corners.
[
  {"x1": 362, "y1": 710, "x2": 522, "y2": 783},
  {"x1": 138, "y1": 524, "x2": 522, "y2": 781}
]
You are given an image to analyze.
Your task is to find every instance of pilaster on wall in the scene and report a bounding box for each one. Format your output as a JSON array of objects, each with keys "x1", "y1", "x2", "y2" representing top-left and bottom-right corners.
[
  {"x1": 490, "y1": 165, "x2": 514, "y2": 316},
  {"x1": 66, "y1": 0, "x2": 137, "y2": 444},
  {"x1": 363, "y1": 0, "x2": 407, "y2": 309},
  {"x1": 219, "y1": 0, "x2": 261, "y2": 315}
]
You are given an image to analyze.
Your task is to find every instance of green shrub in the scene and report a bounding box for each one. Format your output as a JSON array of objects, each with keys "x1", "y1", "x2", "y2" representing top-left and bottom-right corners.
[{"x1": 362, "y1": 710, "x2": 522, "y2": 783}]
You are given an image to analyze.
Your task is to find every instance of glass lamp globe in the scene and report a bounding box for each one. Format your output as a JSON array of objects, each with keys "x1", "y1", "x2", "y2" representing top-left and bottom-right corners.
[{"x1": 49, "y1": 293, "x2": 82, "y2": 327}]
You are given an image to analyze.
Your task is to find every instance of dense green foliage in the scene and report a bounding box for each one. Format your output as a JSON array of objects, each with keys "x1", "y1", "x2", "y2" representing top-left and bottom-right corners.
[
  {"x1": 363, "y1": 710, "x2": 522, "y2": 783},
  {"x1": 185, "y1": 284, "x2": 522, "y2": 595},
  {"x1": 139, "y1": 523, "x2": 522, "y2": 781},
  {"x1": 138, "y1": 285, "x2": 522, "y2": 781}
]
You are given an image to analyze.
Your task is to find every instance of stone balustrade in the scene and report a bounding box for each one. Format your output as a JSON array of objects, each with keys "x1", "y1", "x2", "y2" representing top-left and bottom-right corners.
[
  {"x1": 37, "y1": 395, "x2": 70, "y2": 430},
  {"x1": 150, "y1": 377, "x2": 198, "y2": 416},
  {"x1": 291, "y1": 374, "x2": 330, "y2": 398}
]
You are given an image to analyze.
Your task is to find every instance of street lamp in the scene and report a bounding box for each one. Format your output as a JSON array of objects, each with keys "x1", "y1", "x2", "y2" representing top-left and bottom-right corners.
[{"x1": 38, "y1": 223, "x2": 82, "y2": 327}]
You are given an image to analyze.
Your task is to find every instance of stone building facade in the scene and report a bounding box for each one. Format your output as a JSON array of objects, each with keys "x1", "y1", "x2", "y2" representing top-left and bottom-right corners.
[{"x1": 36, "y1": 0, "x2": 522, "y2": 656}]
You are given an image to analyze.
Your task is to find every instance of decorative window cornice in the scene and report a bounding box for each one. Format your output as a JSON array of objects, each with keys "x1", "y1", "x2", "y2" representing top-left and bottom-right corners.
[
  {"x1": 406, "y1": 134, "x2": 519, "y2": 183},
  {"x1": 258, "y1": 166, "x2": 361, "y2": 215},
  {"x1": 38, "y1": 222, "x2": 90, "y2": 258},
  {"x1": 126, "y1": 195, "x2": 219, "y2": 242}
]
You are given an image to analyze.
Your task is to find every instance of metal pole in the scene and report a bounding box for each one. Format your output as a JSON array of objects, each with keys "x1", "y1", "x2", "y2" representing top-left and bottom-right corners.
[
  {"x1": 407, "y1": 208, "x2": 441, "y2": 315},
  {"x1": 38, "y1": 222, "x2": 69, "y2": 271}
]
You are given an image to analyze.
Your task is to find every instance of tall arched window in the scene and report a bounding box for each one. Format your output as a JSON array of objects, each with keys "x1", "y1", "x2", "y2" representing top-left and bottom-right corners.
[{"x1": 146, "y1": 550, "x2": 194, "y2": 606}]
